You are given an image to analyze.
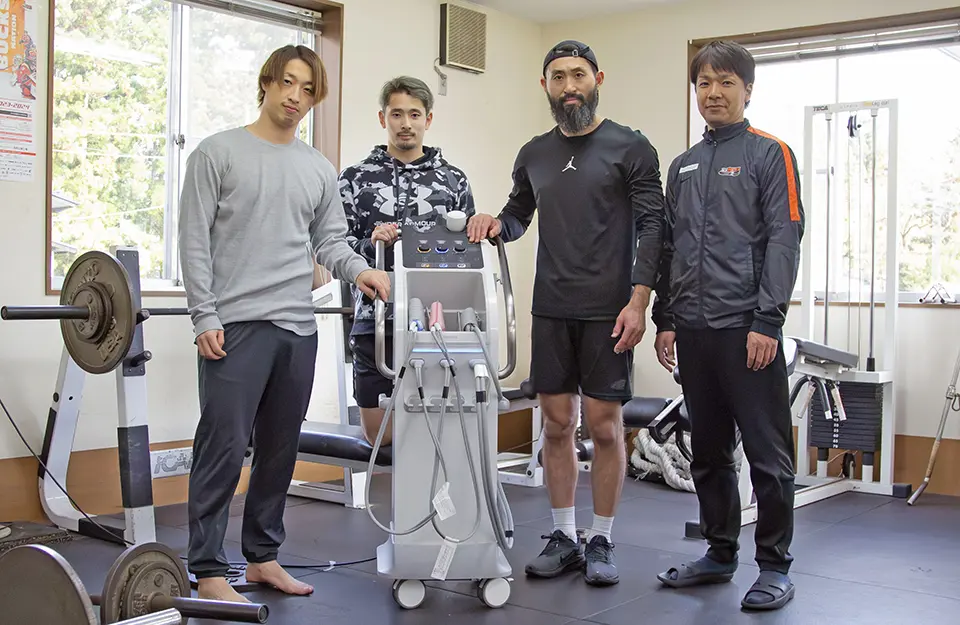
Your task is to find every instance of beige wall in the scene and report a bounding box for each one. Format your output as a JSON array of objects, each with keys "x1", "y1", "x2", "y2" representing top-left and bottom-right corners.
[
  {"x1": 542, "y1": 0, "x2": 960, "y2": 440},
  {"x1": 2, "y1": 0, "x2": 958, "y2": 474},
  {"x1": 0, "y1": 0, "x2": 544, "y2": 461}
]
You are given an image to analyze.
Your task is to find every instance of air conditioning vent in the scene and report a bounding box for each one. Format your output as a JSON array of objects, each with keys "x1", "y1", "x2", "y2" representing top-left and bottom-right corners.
[{"x1": 440, "y1": 2, "x2": 486, "y2": 74}]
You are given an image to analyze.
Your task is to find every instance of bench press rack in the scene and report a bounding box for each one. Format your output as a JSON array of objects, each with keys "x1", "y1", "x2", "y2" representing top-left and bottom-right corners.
[{"x1": 1, "y1": 244, "x2": 544, "y2": 548}]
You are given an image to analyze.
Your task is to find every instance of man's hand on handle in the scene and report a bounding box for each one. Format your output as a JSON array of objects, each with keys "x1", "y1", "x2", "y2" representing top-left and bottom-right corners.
[
  {"x1": 654, "y1": 331, "x2": 676, "y2": 372},
  {"x1": 746, "y1": 331, "x2": 778, "y2": 371},
  {"x1": 356, "y1": 269, "x2": 391, "y2": 302},
  {"x1": 466, "y1": 214, "x2": 502, "y2": 243},
  {"x1": 197, "y1": 329, "x2": 227, "y2": 360},
  {"x1": 371, "y1": 223, "x2": 400, "y2": 247}
]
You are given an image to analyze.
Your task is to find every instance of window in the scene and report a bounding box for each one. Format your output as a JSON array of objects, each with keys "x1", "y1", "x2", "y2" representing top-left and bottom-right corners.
[
  {"x1": 48, "y1": 0, "x2": 322, "y2": 292},
  {"x1": 688, "y1": 20, "x2": 960, "y2": 304}
]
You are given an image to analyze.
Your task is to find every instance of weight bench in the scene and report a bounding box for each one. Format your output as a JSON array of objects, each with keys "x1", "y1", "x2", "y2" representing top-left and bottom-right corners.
[{"x1": 297, "y1": 422, "x2": 394, "y2": 473}]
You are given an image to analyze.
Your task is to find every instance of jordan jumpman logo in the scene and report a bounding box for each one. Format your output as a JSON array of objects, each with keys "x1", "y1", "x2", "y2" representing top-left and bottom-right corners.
[{"x1": 563, "y1": 156, "x2": 577, "y2": 172}]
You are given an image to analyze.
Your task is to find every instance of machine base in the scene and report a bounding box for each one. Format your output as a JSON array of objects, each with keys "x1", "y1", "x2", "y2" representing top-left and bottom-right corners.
[
  {"x1": 376, "y1": 539, "x2": 512, "y2": 609},
  {"x1": 376, "y1": 539, "x2": 512, "y2": 581}
]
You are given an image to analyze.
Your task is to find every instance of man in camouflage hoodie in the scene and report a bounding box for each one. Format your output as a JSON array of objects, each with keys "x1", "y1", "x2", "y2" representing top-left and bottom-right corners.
[{"x1": 338, "y1": 76, "x2": 476, "y2": 444}]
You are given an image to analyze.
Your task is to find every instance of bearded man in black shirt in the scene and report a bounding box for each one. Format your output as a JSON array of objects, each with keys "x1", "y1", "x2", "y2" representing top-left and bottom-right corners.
[{"x1": 468, "y1": 40, "x2": 665, "y2": 586}]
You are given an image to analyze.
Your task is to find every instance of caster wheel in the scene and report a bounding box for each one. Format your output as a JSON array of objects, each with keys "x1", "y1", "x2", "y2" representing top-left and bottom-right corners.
[
  {"x1": 393, "y1": 579, "x2": 426, "y2": 609},
  {"x1": 478, "y1": 577, "x2": 511, "y2": 608},
  {"x1": 842, "y1": 452, "x2": 856, "y2": 478}
]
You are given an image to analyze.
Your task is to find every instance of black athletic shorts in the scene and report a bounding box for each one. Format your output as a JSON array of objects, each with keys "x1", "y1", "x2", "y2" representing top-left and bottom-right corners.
[
  {"x1": 349, "y1": 333, "x2": 394, "y2": 409},
  {"x1": 529, "y1": 315, "x2": 634, "y2": 403}
]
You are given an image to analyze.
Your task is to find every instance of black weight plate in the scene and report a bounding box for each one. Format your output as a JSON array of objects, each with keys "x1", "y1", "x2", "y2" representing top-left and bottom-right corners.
[
  {"x1": 60, "y1": 250, "x2": 136, "y2": 374},
  {"x1": 101, "y1": 542, "x2": 190, "y2": 625},
  {"x1": 0, "y1": 544, "x2": 97, "y2": 624}
]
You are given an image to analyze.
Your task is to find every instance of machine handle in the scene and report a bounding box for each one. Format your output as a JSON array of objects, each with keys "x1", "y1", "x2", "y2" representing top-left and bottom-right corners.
[
  {"x1": 493, "y1": 236, "x2": 516, "y2": 380},
  {"x1": 374, "y1": 239, "x2": 396, "y2": 379}
]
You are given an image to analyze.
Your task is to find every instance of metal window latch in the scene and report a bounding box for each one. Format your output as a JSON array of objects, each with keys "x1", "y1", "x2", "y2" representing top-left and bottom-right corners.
[{"x1": 173, "y1": 133, "x2": 185, "y2": 149}]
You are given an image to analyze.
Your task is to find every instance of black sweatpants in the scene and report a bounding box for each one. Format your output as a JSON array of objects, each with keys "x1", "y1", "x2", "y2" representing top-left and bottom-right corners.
[
  {"x1": 187, "y1": 321, "x2": 318, "y2": 579},
  {"x1": 676, "y1": 326, "x2": 796, "y2": 574}
]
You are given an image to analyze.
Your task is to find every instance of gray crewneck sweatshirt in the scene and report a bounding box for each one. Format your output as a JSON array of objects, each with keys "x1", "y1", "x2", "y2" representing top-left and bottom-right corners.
[{"x1": 178, "y1": 127, "x2": 370, "y2": 337}]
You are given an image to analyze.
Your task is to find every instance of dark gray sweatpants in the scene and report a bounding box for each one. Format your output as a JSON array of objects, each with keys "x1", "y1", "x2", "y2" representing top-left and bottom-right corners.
[{"x1": 187, "y1": 321, "x2": 318, "y2": 579}]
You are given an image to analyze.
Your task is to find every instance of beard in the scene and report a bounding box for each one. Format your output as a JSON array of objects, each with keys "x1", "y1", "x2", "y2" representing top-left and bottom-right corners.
[
  {"x1": 394, "y1": 134, "x2": 418, "y2": 151},
  {"x1": 548, "y1": 88, "x2": 599, "y2": 134}
]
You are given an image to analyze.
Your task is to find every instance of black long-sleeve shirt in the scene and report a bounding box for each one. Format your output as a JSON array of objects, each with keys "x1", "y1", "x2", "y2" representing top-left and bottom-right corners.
[{"x1": 497, "y1": 119, "x2": 665, "y2": 321}]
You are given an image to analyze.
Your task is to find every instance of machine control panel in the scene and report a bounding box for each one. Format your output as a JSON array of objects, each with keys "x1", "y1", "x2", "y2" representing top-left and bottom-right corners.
[{"x1": 402, "y1": 211, "x2": 484, "y2": 269}]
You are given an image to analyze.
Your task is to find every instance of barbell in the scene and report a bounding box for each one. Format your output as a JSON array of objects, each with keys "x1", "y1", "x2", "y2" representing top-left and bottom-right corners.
[
  {"x1": 0, "y1": 250, "x2": 355, "y2": 375},
  {"x1": 0, "y1": 541, "x2": 269, "y2": 624}
]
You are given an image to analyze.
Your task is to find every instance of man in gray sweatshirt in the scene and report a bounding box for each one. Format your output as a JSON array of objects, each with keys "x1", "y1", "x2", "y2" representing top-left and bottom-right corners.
[{"x1": 177, "y1": 45, "x2": 390, "y2": 604}]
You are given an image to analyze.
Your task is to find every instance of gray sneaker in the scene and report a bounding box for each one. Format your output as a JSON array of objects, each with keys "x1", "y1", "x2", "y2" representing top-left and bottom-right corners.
[
  {"x1": 524, "y1": 530, "x2": 585, "y2": 578},
  {"x1": 584, "y1": 535, "x2": 619, "y2": 586}
]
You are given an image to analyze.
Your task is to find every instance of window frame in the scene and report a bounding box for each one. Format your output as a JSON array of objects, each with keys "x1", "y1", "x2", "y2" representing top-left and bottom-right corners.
[
  {"x1": 43, "y1": 0, "x2": 345, "y2": 297},
  {"x1": 685, "y1": 6, "x2": 960, "y2": 309}
]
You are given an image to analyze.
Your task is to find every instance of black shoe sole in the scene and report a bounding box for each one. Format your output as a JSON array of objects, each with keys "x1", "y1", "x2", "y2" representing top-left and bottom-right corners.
[
  {"x1": 524, "y1": 555, "x2": 586, "y2": 579},
  {"x1": 584, "y1": 573, "x2": 620, "y2": 587}
]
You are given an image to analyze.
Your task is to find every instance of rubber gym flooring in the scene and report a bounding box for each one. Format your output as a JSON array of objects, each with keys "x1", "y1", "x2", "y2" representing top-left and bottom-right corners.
[{"x1": 52, "y1": 473, "x2": 960, "y2": 624}]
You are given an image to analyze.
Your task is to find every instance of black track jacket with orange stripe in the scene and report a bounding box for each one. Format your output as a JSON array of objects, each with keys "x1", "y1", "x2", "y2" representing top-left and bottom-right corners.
[{"x1": 652, "y1": 119, "x2": 804, "y2": 340}]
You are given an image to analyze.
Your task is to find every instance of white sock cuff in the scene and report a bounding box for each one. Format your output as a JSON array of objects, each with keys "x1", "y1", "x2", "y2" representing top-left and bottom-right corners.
[
  {"x1": 589, "y1": 514, "x2": 614, "y2": 541},
  {"x1": 552, "y1": 507, "x2": 577, "y2": 540}
]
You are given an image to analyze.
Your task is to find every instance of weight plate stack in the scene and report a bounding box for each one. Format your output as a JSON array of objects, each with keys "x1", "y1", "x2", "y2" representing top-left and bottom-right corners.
[{"x1": 808, "y1": 381, "x2": 883, "y2": 452}]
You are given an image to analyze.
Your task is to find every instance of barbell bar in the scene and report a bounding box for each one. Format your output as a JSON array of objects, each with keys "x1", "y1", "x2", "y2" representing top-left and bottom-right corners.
[
  {"x1": 0, "y1": 305, "x2": 92, "y2": 320},
  {"x1": 0, "y1": 305, "x2": 354, "y2": 320},
  {"x1": 90, "y1": 593, "x2": 269, "y2": 623},
  {"x1": 0, "y1": 250, "x2": 356, "y2": 374}
]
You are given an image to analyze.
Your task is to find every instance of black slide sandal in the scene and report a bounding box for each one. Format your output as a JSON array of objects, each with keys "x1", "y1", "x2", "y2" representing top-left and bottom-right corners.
[
  {"x1": 657, "y1": 556, "x2": 737, "y2": 588},
  {"x1": 741, "y1": 571, "x2": 795, "y2": 611}
]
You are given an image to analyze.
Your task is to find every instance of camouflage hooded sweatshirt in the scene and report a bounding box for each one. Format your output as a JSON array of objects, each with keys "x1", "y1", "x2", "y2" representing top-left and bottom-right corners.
[{"x1": 338, "y1": 145, "x2": 476, "y2": 336}]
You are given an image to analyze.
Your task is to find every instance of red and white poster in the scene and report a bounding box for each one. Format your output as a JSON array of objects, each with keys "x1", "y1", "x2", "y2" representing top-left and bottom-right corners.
[{"x1": 0, "y1": 0, "x2": 39, "y2": 182}]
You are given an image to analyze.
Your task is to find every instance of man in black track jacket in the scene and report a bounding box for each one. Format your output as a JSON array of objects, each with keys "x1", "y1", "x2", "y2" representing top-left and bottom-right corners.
[{"x1": 652, "y1": 41, "x2": 804, "y2": 612}]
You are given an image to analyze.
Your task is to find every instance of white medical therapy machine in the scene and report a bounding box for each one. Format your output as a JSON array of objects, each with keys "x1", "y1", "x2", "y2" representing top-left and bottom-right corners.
[{"x1": 363, "y1": 211, "x2": 518, "y2": 610}]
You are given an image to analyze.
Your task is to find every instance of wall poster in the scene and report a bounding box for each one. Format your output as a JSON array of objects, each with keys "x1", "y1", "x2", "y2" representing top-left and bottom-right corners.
[{"x1": 0, "y1": 0, "x2": 39, "y2": 182}]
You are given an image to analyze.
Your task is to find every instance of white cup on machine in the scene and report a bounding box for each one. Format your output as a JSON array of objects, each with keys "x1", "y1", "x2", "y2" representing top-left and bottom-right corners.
[{"x1": 445, "y1": 210, "x2": 467, "y2": 232}]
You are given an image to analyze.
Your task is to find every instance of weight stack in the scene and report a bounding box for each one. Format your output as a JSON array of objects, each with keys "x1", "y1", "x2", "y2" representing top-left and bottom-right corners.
[{"x1": 807, "y1": 381, "x2": 883, "y2": 453}]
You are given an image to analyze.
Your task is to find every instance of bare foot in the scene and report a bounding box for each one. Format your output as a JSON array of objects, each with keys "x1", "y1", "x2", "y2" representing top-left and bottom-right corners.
[
  {"x1": 197, "y1": 577, "x2": 252, "y2": 603},
  {"x1": 246, "y1": 561, "x2": 314, "y2": 595}
]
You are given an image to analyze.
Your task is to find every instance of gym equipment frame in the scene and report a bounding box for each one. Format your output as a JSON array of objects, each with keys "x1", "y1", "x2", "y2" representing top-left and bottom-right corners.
[
  {"x1": 0, "y1": 247, "x2": 359, "y2": 546},
  {"x1": 794, "y1": 98, "x2": 908, "y2": 500}
]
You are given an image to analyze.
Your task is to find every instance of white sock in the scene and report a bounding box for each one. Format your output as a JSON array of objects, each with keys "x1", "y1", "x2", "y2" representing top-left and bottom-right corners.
[
  {"x1": 551, "y1": 507, "x2": 577, "y2": 541},
  {"x1": 586, "y1": 514, "x2": 614, "y2": 542}
]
